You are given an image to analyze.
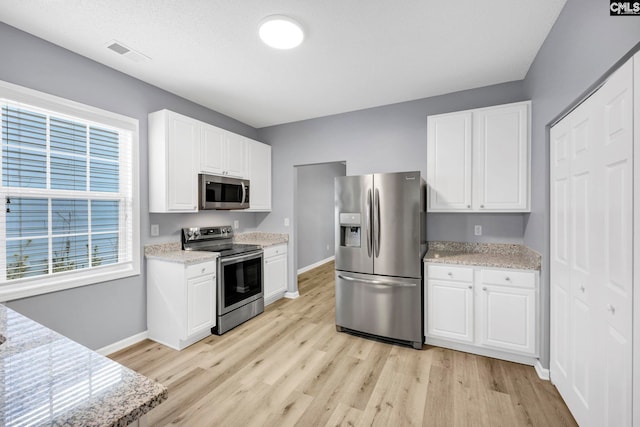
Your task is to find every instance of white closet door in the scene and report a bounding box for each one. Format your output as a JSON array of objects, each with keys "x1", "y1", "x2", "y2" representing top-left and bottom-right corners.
[
  {"x1": 550, "y1": 56, "x2": 634, "y2": 427},
  {"x1": 550, "y1": 97, "x2": 599, "y2": 426},
  {"x1": 595, "y1": 58, "x2": 633, "y2": 427},
  {"x1": 550, "y1": 117, "x2": 571, "y2": 390}
]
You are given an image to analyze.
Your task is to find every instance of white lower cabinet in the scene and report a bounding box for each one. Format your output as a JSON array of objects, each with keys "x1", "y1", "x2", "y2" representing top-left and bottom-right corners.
[
  {"x1": 478, "y1": 284, "x2": 536, "y2": 354},
  {"x1": 427, "y1": 277, "x2": 474, "y2": 343},
  {"x1": 425, "y1": 262, "x2": 538, "y2": 363},
  {"x1": 264, "y1": 244, "x2": 287, "y2": 305},
  {"x1": 147, "y1": 259, "x2": 216, "y2": 350}
]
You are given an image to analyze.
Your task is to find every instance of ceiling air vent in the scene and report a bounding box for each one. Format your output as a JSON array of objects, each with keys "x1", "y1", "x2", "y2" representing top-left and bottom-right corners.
[{"x1": 106, "y1": 40, "x2": 150, "y2": 63}]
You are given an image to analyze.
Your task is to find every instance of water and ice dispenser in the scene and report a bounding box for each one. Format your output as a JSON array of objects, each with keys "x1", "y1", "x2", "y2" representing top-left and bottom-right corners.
[{"x1": 339, "y1": 213, "x2": 362, "y2": 247}]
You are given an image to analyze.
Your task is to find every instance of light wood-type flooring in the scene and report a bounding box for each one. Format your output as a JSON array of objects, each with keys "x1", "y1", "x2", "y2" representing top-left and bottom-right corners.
[{"x1": 110, "y1": 261, "x2": 577, "y2": 426}]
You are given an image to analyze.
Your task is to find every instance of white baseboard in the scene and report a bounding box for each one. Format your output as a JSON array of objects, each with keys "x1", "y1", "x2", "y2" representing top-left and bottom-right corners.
[
  {"x1": 265, "y1": 290, "x2": 287, "y2": 306},
  {"x1": 425, "y1": 337, "x2": 538, "y2": 367},
  {"x1": 284, "y1": 291, "x2": 299, "y2": 299},
  {"x1": 534, "y1": 360, "x2": 550, "y2": 380},
  {"x1": 297, "y1": 256, "x2": 334, "y2": 274},
  {"x1": 97, "y1": 331, "x2": 148, "y2": 356}
]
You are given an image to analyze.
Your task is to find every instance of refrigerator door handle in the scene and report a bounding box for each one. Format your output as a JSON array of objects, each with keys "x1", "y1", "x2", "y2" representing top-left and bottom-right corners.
[
  {"x1": 366, "y1": 189, "x2": 373, "y2": 257},
  {"x1": 374, "y1": 188, "x2": 381, "y2": 257},
  {"x1": 338, "y1": 275, "x2": 417, "y2": 287}
]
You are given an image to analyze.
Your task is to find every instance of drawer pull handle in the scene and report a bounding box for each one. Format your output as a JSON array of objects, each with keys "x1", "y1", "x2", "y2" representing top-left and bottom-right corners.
[
  {"x1": 201, "y1": 268, "x2": 206, "y2": 273},
  {"x1": 505, "y1": 276, "x2": 511, "y2": 281},
  {"x1": 607, "y1": 304, "x2": 616, "y2": 315},
  {"x1": 468, "y1": 285, "x2": 472, "y2": 290},
  {"x1": 580, "y1": 285, "x2": 585, "y2": 293},
  {"x1": 447, "y1": 272, "x2": 453, "y2": 277},
  {"x1": 482, "y1": 286, "x2": 487, "y2": 291}
]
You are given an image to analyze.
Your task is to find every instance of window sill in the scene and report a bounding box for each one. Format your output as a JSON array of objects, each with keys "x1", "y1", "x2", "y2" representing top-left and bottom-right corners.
[{"x1": 0, "y1": 262, "x2": 140, "y2": 302}]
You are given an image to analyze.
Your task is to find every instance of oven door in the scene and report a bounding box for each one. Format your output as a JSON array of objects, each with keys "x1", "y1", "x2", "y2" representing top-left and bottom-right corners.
[
  {"x1": 199, "y1": 174, "x2": 250, "y2": 210},
  {"x1": 218, "y1": 251, "x2": 263, "y2": 315}
]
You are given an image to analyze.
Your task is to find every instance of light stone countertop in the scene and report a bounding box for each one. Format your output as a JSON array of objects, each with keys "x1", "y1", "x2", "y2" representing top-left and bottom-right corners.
[
  {"x1": 233, "y1": 232, "x2": 289, "y2": 247},
  {"x1": 143, "y1": 232, "x2": 288, "y2": 264},
  {"x1": 145, "y1": 242, "x2": 219, "y2": 264},
  {"x1": 0, "y1": 304, "x2": 167, "y2": 426},
  {"x1": 424, "y1": 241, "x2": 541, "y2": 270}
]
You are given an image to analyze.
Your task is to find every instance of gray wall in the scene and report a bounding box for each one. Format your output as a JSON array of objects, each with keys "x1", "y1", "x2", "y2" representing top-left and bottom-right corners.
[
  {"x1": 522, "y1": 0, "x2": 640, "y2": 368},
  {"x1": 258, "y1": 81, "x2": 528, "y2": 296},
  {"x1": 0, "y1": 22, "x2": 262, "y2": 350},
  {"x1": 295, "y1": 162, "x2": 346, "y2": 270}
]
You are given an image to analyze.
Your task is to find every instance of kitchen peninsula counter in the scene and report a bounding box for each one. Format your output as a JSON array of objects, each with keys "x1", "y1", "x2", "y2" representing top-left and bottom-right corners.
[
  {"x1": 424, "y1": 241, "x2": 541, "y2": 270},
  {"x1": 0, "y1": 304, "x2": 167, "y2": 426}
]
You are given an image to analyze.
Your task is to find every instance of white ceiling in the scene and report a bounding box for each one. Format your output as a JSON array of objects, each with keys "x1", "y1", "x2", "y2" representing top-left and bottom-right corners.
[{"x1": 0, "y1": 0, "x2": 567, "y2": 128}]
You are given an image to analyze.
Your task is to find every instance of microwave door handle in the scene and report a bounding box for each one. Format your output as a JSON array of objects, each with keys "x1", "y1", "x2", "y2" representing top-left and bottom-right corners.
[
  {"x1": 199, "y1": 176, "x2": 206, "y2": 209},
  {"x1": 242, "y1": 182, "x2": 247, "y2": 206}
]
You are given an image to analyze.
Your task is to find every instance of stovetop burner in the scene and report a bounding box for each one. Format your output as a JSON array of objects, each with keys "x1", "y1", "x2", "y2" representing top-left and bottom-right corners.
[{"x1": 181, "y1": 226, "x2": 262, "y2": 257}]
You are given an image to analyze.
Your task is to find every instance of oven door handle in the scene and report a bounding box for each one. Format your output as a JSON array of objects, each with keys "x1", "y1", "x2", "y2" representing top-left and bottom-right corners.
[{"x1": 219, "y1": 251, "x2": 263, "y2": 264}]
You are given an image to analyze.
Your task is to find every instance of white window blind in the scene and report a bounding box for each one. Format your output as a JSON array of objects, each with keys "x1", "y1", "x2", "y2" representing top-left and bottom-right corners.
[{"x1": 0, "y1": 81, "x2": 139, "y2": 301}]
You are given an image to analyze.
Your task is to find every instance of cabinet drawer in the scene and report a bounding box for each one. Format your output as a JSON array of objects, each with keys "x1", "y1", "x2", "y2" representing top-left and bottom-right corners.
[
  {"x1": 480, "y1": 269, "x2": 535, "y2": 288},
  {"x1": 264, "y1": 244, "x2": 287, "y2": 258},
  {"x1": 186, "y1": 261, "x2": 217, "y2": 279},
  {"x1": 427, "y1": 264, "x2": 473, "y2": 282}
]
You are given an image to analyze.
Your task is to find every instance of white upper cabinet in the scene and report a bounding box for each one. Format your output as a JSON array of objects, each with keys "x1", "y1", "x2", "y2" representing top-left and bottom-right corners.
[
  {"x1": 245, "y1": 138, "x2": 272, "y2": 211},
  {"x1": 200, "y1": 126, "x2": 247, "y2": 179},
  {"x1": 427, "y1": 112, "x2": 473, "y2": 210},
  {"x1": 427, "y1": 101, "x2": 531, "y2": 212},
  {"x1": 474, "y1": 103, "x2": 529, "y2": 211},
  {"x1": 149, "y1": 109, "x2": 271, "y2": 213},
  {"x1": 200, "y1": 125, "x2": 226, "y2": 176},
  {"x1": 148, "y1": 109, "x2": 200, "y2": 213}
]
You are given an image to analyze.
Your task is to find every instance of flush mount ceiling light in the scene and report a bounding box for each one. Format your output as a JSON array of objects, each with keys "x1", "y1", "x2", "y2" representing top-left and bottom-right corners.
[{"x1": 258, "y1": 15, "x2": 304, "y2": 49}]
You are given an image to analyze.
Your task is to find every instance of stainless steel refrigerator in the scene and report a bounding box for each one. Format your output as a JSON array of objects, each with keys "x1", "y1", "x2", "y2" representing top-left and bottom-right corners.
[{"x1": 335, "y1": 171, "x2": 426, "y2": 349}]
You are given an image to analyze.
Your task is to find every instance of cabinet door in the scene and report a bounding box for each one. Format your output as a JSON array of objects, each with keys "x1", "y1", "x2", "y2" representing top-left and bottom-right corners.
[
  {"x1": 200, "y1": 125, "x2": 226, "y2": 175},
  {"x1": 426, "y1": 279, "x2": 474, "y2": 342},
  {"x1": 167, "y1": 115, "x2": 199, "y2": 211},
  {"x1": 224, "y1": 133, "x2": 247, "y2": 178},
  {"x1": 478, "y1": 285, "x2": 535, "y2": 354},
  {"x1": 264, "y1": 253, "x2": 287, "y2": 299},
  {"x1": 427, "y1": 112, "x2": 472, "y2": 211},
  {"x1": 186, "y1": 273, "x2": 215, "y2": 337},
  {"x1": 246, "y1": 139, "x2": 271, "y2": 211},
  {"x1": 474, "y1": 103, "x2": 529, "y2": 211}
]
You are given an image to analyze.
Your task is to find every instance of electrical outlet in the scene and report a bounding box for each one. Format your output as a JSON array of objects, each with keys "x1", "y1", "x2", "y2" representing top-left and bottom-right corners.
[
  {"x1": 284, "y1": 218, "x2": 290, "y2": 227},
  {"x1": 233, "y1": 220, "x2": 239, "y2": 229},
  {"x1": 474, "y1": 225, "x2": 482, "y2": 236},
  {"x1": 150, "y1": 224, "x2": 159, "y2": 237}
]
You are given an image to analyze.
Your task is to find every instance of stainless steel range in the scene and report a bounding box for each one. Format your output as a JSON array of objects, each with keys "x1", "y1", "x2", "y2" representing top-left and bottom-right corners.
[{"x1": 182, "y1": 226, "x2": 264, "y2": 335}]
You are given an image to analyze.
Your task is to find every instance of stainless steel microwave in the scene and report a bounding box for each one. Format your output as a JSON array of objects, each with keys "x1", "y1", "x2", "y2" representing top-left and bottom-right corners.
[{"x1": 199, "y1": 174, "x2": 250, "y2": 210}]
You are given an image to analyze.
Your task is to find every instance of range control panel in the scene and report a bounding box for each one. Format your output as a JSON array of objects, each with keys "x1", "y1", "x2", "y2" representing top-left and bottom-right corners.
[{"x1": 182, "y1": 226, "x2": 233, "y2": 243}]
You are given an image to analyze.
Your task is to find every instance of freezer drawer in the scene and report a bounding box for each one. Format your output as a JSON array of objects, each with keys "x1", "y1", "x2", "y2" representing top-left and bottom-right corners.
[{"x1": 335, "y1": 271, "x2": 423, "y2": 347}]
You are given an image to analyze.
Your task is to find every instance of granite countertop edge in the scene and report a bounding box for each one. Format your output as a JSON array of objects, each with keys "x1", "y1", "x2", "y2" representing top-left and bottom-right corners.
[
  {"x1": 144, "y1": 232, "x2": 289, "y2": 264},
  {"x1": 233, "y1": 231, "x2": 289, "y2": 247},
  {"x1": 423, "y1": 241, "x2": 541, "y2": 271}
]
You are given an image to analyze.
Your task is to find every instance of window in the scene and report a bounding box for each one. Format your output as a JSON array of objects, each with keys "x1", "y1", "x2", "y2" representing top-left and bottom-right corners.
[{"x1": 0, "y1": 81, "x2": 139, "y2": 301}]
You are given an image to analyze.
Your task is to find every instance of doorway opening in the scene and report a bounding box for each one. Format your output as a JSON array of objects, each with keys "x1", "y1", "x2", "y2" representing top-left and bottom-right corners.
[{"x1": 294, "y1": 161, "x2": 346, "y2": 294}]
